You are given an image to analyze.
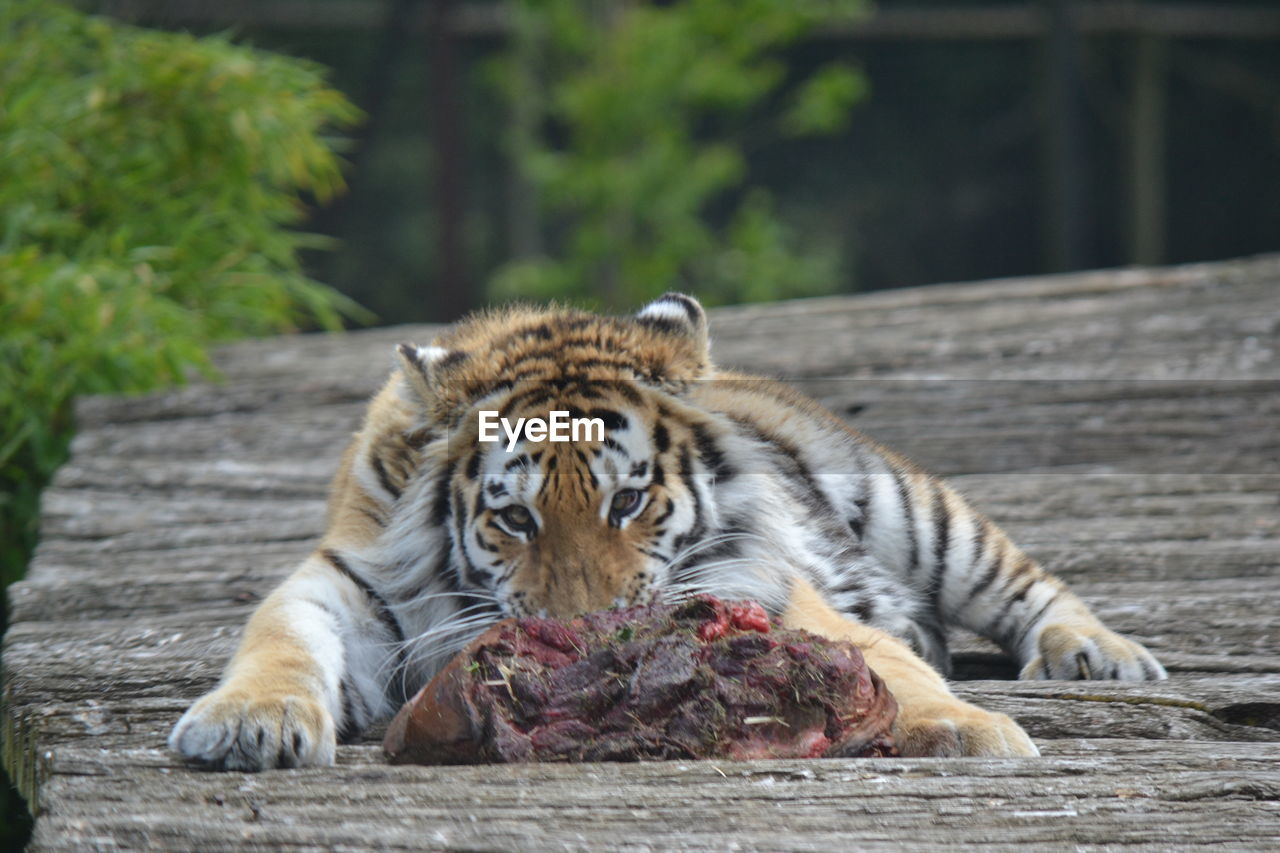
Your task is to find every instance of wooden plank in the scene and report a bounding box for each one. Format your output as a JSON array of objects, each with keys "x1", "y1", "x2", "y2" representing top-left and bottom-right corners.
[
  {"x1": 25, "y1": 743, "x2": 1280, "y2": 851},
  {"x1": 7, "y1": 671, "x2": 1278, "y2": 755},
  {"x1": 5, "y1": 255, "x2": 1280, "y2": 849}
]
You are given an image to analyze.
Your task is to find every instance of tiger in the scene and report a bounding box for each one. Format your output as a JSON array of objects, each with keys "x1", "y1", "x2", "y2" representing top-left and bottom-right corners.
[{"x1": 170, "y1": 293, "x2": 1166, "y2": 770}]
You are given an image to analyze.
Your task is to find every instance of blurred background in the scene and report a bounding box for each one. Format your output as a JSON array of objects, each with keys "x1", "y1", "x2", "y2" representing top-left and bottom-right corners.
[
  {"x1": 74, "y1": 0, "x2": 1280, "y2": 321},
  {"x1": 2, "y1": 0, "x2": 1278, "y2": 845}
]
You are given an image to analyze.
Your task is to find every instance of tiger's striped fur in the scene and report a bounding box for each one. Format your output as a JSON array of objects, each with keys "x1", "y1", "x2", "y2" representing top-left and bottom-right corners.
[{"x1": 170, "y1": 293, "x2": 1165, "y2": 770}]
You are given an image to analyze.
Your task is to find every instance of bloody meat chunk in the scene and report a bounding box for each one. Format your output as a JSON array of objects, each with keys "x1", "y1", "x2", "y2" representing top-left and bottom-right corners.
[{"x1": 383, "y1": 596, "x2": 897, "y2": 765}]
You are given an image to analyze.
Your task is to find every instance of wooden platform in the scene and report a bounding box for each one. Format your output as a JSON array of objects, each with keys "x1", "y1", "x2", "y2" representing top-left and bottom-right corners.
[{"x1": 5, "y1": 256, "x2": 1279, "y2": 850}]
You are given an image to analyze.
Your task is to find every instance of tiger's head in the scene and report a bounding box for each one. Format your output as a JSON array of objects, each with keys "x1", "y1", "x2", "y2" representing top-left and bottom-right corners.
[{"x1": 396, "y1": 294, "x2": 742, "y2": 618}]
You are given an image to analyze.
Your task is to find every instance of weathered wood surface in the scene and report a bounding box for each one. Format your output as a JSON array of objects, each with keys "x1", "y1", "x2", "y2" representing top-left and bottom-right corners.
[{"x1": 4, "y1": 255, "x2": 1280, "y2": 850}]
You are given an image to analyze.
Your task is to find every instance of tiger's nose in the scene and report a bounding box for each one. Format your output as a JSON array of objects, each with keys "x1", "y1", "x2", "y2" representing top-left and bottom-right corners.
[{"x1": 537, "y1": 563, "x2": 624, "y2": 617}]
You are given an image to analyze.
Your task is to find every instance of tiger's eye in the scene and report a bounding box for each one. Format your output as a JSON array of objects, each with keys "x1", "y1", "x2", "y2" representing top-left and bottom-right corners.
[
  {"x1": 611, "y1": 488, "x2": 642, "y2": 516},
  {"x1": 499, "y1": 505, "x2": 535, "y2": 532}
]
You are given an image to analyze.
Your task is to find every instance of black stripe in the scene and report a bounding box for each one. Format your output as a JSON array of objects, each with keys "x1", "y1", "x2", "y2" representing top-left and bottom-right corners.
[
  {"x1": 457, "y1": 538, "x2": 491, "y2": 586},
  {"x1": 653, "y1": 422, "x2": 671, "y2": 453},
  {"x1": 453, "y1": 485, "x2": 496, "y2": 585},
  {"x1": 846, "y1": 599, "x2": 874, "y2": 622},
  {"x1": 452, "y1": 484, "x2": 470, "y2": 578},
  {"x1": 893, "y1": 469, "x2": 920, "y2": 576},
  {"x1": 970, "y1": 519, "x2": 990, "y2": 574},
  {"x1": 437, "y1": 349, "x2": 468, "y2": 369},
  {"x1": 503, "y1": 366, "x2": 551, "y2": 386},
  {"x1": 573, "y1": 448, "x2": 599, "y2": 489},
  {"x1": 431, "y1": 461, "x2": 455, "y2": 526},
  {"x1": 849, "y1": 497, "x2": 870, "y2": 540},
  {"x1": 653, "y1": 496, "x2": 675, "y2": 524},
  {"x1": 929, "y1": 484, "x2": 951, "y2": 594},
  {"x1": 677, "y1": 446, "x2": 694, "y2": 481},
  {"x1": 589, "y1": 408, "x2": 628, "y2": 432},
  {"x1": 358, "y1": 507, "x2": 387, "y2": 528},
  {"x1": 992, "y1": 576, "x2": 1040, "y2": 646},
  {"x1": 1008, "y1": 574, "x2": 1037, "y2": 603},
  {"x1": 370, "y1": 452, "x2": 401, "y2": 501},
  {"x1": 1000, "y1": 554, "x2": 1039, "y2": 593},
  {"x1": 557, "y1": 380, "x2": 644, "y2": 404},
  {"x1": 464, "y1": 451, "x2": 482, "y2": 481},
  {"x1": 474, "y1": 527, "x2": 499, "y2": 553},
  {"x1": 506, "y1": 338, "x2": 598, "y2": 360},
  {"x1": 337, "y1": 681, "x2": 357, "y2": 742},
  {"x1": 322, "y1": 549, "x2": 404, "y2": 644},
  {"x1": 669, "y1": 484, "x2": 707, "y2": 561},
  {"x1": 479, "y1": 379, "x2": 515, "y2": 399},
  {"x1": 608, "y1": 382, "x2": 644, "y2": 406},
  {"x1": 1011, "y1": 590, "x2": 1060, "y2": 655},
  {"x1": 404, "y1": 428, "x2": 434, "y2": 450},
  {"x1": 657, "y1": 293, "x2": 702, "y2": 324},
  {"x1": 435, "y1": 538, "x2": 464, "y2": 594},
  {"x1": 968, "y1": 528, "x2": 1005, "y2": 599},
  {"x1": 638, "y1": 314, "x2": 689, "y2": 335},
  {"x1": 495, "y1": 559, "x2": 518, "y2": 587},
  {"x1": 565, "y1": 357, "x2": 647, "y2": 375},
  {"x1": 558, "y1": 316, "x2": 595, "y2": 332},
  {"x1": 504, "y1": 347, "x2": 642, "y2": 371},
  {"x1": 498, "y1": 387, "x2": 553, "y2": 420},
  {"x1": 336, "y1": 679, "x2": 371, "y2": 744},
  {"x1": 727, "y1": 416, "x2": 832, "y2": 511},
  {"x1": 690, "y1": 421, "x2": 735, "y2": 482},
  {"x1": 512, "y1": 386, "x2": 554, "y2": 412},
  {"x1": 829, "y1": 574, "x2": 866, "y2": 597}
]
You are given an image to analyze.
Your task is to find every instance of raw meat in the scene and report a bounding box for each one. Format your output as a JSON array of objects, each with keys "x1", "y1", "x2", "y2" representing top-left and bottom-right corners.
[{"x1": 383, "y1": 595, "x2": 897, "y2": 765}]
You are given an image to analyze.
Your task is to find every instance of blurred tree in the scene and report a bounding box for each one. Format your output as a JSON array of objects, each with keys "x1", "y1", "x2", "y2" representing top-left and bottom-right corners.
[
  {"x1": 488, "y1": 0, "x2": 869, "y2": 309},
  {"x1": 0, "y1": 5, "x2": 366, "y2": 834}
]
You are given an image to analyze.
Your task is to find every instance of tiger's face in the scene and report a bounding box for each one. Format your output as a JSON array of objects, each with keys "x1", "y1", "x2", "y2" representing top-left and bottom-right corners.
[
  {"x1": 397, "y1": 294, "x2": 725, "y2": 619},
  {"x1": 458, "y1": 391, "x2": 709, "y2": 617}
]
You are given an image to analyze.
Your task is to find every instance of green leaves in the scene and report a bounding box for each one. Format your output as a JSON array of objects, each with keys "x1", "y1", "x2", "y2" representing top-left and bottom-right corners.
[
  {"x1": 491, "y1": 0, "x2": 867, "y2": 309},
  {"x1": 0, "y1": 1, "x2": 366, "y2": 590},
  {"x1": 782, "y1": 63, "x2": 868, "y2": 136}
]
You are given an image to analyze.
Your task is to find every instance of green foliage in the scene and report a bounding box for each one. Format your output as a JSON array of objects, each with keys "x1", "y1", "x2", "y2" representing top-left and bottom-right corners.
[
  {"x1": 0, "y1": 2, "x2": 365, "y2": 603},
  {"x1": 489, "y1": 0, "x2": 868, "y2": 309}
]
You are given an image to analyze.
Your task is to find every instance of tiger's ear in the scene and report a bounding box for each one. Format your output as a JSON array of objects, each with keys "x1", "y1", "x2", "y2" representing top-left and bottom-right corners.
[
  {"x1": 395, "y1": 342, "x2": 457, "y2": 403},
  {"x1": 635, "y1": 292, "x2": 709, "y2": 352}
]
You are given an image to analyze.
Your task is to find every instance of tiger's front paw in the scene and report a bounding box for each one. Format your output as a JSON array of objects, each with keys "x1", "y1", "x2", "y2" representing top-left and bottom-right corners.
[
  {"x1": 1019, "y1": 622, "x2": 1167, "y2": 681},
  {"x1": 894, "y1": 697, "x2": 1039, "y2": 758},
  {"x1": 169, "y1": 686, "x2": 336, "y2": 771}
]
